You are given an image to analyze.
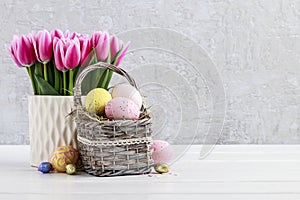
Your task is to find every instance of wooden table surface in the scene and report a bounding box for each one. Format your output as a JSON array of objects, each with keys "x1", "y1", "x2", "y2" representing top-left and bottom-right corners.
[{"x1": 1, "y1": 145, "x2": 300, "y2": 200}]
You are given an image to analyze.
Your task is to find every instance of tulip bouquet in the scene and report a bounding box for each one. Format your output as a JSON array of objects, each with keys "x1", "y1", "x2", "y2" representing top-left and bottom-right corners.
[{"x1": 6, "y1": 29, "x2": 129, "y2": 95}]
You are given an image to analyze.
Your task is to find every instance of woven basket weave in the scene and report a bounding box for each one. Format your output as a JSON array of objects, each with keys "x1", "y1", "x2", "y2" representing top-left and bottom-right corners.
[{"x1": 73, "y1": 62, "x2": 154, "y2": 177}]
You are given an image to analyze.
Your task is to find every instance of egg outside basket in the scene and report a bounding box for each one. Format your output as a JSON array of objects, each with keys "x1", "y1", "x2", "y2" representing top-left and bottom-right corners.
[{"x1": 73, "y1": 62, "x2": 154, "y2": 177}]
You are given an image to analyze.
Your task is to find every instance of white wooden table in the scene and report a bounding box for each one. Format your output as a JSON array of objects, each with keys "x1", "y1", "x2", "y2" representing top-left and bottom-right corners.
[{"x1": 1, "y1": 145, "x2": 300, "y2": 200}]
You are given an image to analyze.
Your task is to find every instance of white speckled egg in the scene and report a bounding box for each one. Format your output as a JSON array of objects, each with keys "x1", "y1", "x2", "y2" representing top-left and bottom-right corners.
[
  {"x1": 105, "y1": 97, "x2": 140, "y2": 120},
  {"x1": 112, "y1": 83, "x2": 143, "y2": 109}
]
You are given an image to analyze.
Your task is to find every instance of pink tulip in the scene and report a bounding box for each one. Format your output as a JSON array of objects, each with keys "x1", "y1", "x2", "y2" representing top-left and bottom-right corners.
[
  {"x1": 90, "y1": 31, "x2": 102, "y2": 48},
  {"x1": 115, "y1": 42, "x2": 130, "y2": 66},
  {"x1": 32, "y1": 30, "x2": 52, "y2": 63},
  {"x1": 110, "y1": 35, "x2": 124, "y2": 59},
  {"x1": 96, "y1": 32, "x2": 109, "y2": 61},
  {"x1": 6, "y1": 36, "x2": 22, "y2": 67},
  {"x1": 76, "y1": 33, "x2": 90, "y2": 55},
  {"x1": 80, "y1": 38, "x2": 92, "y2": 67},
  {"x1": 77, "y1": 33, "x2": 90, "y2": 45},
  {"x1": 7, "y1": 35, "x2": 36, "y2": 67},
  {"x1": 51, "y1": 29, "x2": 64, "y2": 50},
  {"x1": 91, "y1": 31, "x2": 109, "y2": 61},
  {"x1": 64, "y1": 30, "x2": 78, "y2": 40},
  {"x1": 53, "y1": 37, "x2": 81, "y2": 71},
  {"x1": 51, "y1": 29, "x2": 77, "y2": 48},
  {"x1": 51, "y1": 29, "x2": 64, "y2": 39}
]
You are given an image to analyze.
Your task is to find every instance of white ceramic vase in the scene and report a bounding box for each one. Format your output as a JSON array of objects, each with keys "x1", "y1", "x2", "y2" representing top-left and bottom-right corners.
[{"x1": 28, "y1": 96, "x2": 77, "y2": 167}]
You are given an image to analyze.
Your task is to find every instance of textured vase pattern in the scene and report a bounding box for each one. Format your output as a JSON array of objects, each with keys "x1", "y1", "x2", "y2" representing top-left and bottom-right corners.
[{"x1": 28, "y1": 96, "x2": 77, "y2": 167}]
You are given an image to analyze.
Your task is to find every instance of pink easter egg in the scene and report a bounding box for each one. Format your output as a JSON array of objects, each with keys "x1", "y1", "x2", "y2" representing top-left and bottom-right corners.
[
  {"x1": 151, "y1": 140, "x2": 173, "y2": 164},
  {"x1": 105, "y1": 97, "x2": 140, "y2": 120}
]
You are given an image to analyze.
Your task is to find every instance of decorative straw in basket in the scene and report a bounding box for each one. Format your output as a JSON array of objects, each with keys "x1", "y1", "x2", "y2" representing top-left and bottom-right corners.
[{"x1": 73, "y1": 62, "x2": 154, "y2": 177}]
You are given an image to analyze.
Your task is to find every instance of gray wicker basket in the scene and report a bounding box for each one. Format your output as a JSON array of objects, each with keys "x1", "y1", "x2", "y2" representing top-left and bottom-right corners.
[{"x1": 73, "y1": 62, "x2": 154, "y2": 177}]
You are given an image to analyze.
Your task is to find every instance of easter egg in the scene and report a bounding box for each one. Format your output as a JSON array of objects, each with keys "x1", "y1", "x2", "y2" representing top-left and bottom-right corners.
[
  {"x1": 38, "y1": 162, "x2": 52, "y2": 174},
  {"x1": 84, "y1": 88, "x2": 112, "y2": 116},
  {"x1": 105, "y1": 97, "x2": 140, "y2": 120},
  {"x1": 154, "y1": 163, "x2": 170, "y2": 174},
  {"x1": 50, "y1": 146, "x2": 79, "y2": 172},
  {"x1": 151, "y1": 140, "x2": 173, "y2": 164},
  {"x1": 66, "y1": 164, "x2": 76, "y2": 175},
  {"x1": 112, "y1": 83, "x2": 143, "y2": 109}
]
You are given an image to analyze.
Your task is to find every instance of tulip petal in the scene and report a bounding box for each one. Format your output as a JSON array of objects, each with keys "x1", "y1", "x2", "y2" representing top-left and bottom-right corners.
[
  {"x1": 69, "y1": 31, "x2": 77, "y2": 39},
  {"x1": 64, "y1": 42, "x2": 80, "y2": 69},
  {"x1": 95, "y1": 32, "x2": 109, "y2": 61},
  {"x1": 60, "y1": 41, "x2": 67, "y2": 68},
  {"x1": 80, "y1": 39, "x2": 92, "y2": 66},
  {"x1": 116, "y1": 41, "x2": 130, "y2": 66},
  {"x1": 6, "y1": 43, "x2": 22, "y2": 67},
  {"x1": 54, "y1": 41, "x2": 66, "y2": 71},
  {"x1": 51, "y1": 29, "x2": 64, "y2": 39},
  {"x1": 38, "y1": 30, "x2": 52, "y2": 62},
  {"x1": 53, "y1": 37, "x2": 60, "y2": 50},
  {"x1": 110, "y1": 36, "x2": 119, "y2": 59},
  {"x1": 91, "y1": 31, "x2": 102, "y2": 48},
  {"x1": 17, "y1": 35, "x2": 36, "y2": 66}
]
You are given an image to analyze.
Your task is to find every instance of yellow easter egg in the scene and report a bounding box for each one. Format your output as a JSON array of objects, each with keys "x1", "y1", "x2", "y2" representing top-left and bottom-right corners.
[
  {"x1": 84, "y1": 88, "x2": 112, "y2": 116},
  {"x1": 66, "y1": 164, "x2": 76, "y2": 175},
  {"x1": 50, "y1": 146, "x2": 79, "y2": 172}
]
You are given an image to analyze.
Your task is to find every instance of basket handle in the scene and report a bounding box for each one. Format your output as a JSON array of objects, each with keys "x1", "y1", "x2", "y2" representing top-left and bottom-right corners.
[{"x1": 73, "y1": 62, "x2": 139, "y2": 109}]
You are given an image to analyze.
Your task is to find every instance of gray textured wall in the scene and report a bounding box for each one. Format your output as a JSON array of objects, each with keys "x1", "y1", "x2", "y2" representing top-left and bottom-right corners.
[{"x1": 1, "y1": 0, "x2": 300, "y2": 144}]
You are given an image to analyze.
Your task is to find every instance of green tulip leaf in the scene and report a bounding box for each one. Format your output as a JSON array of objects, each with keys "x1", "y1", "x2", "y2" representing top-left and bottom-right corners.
[
  {"x1": 34, "y1": 62, "x2": 43, "y2": 78},
  {"x1": 53, "y1": 65, "x2": 61, "y2": 94},
  {"x1": 97, "y1": 69, "x2": 109, "y2": 89},
  {"x1": 34, "y1": 74, "x2": 60, "y2": 95},
  {"x1": 102, "y1": 50, "x2": 121, "y2": 89},
  {"x1": 46, "y1": 62, "x2": 54, "y2": 87}
]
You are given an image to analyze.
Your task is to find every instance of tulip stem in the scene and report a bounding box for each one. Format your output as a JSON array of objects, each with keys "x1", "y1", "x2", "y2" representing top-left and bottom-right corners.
[
  {"x1": 54, "y1": 67, "x2": 60, "y2": 93},
  {"x1": 26, "y1": 66, "x2": 37, "y2": 95},
  {"x1": 63, "y1": 71, "x2": 67, "y2": 95},
  {"x1": 69, "y1": 69, "x2": 74, "y2": 95},
  {"x1": 43, "y1": 63, "x2": 48, "y2": 82}
]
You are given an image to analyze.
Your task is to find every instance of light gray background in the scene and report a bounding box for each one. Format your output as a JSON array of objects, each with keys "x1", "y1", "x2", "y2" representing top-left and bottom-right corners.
[{"x1": 1, "y1": 0, "x2": 300, "y2": 144}]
